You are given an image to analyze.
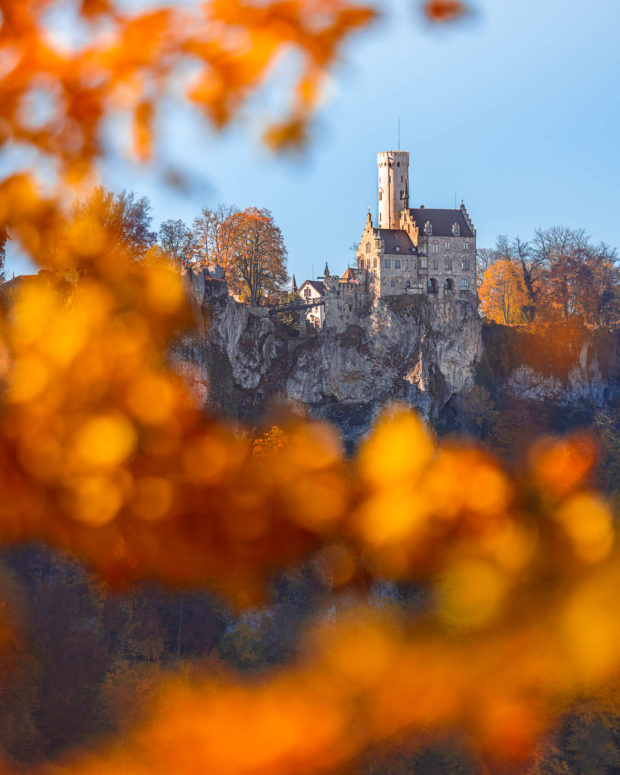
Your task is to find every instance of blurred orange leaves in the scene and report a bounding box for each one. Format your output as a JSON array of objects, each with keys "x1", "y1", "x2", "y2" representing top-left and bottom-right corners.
[{"x1": 1, "y1": 0, "x2": 618, "y2": 773}]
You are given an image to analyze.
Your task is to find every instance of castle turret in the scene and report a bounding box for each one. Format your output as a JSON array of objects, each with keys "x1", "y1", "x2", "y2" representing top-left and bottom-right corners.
[{"x1": 377, "y1": 150, "x2": 409, "y2": 229}]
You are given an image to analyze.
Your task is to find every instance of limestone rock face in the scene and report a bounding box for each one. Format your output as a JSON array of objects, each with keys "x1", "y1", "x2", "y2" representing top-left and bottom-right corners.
[{"x1": 176, "y1": 273, "x2": 483, "y2": 433}]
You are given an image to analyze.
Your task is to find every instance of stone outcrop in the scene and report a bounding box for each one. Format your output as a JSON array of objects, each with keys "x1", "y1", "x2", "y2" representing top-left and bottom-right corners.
[
  {"x1": 175, "y1": 271, "x2": 483, "y2": 438},
  {"x1": 174, "y1": 272, "x2": 619, "y2": 446},
  {"x1": 478, "y1": 323, "x2": 620, "y2": 406}
]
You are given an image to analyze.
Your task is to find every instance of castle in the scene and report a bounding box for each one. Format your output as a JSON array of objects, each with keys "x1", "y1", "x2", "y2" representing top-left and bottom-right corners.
[{"x1": 297, "y1": 150, "x2": 477, "y2": 331}]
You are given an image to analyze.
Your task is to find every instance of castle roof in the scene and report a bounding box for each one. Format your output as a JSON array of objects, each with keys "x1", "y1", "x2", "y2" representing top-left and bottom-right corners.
[
  {"x1": 408, "y1": 208, "x2": 474, "y2": 238},
  {"x1": 377, "y1": 229, "x2": 417, "y2": 254},
  {"x1": 339, "y1": 267, "x2": 359, "y2": 283},
  {"x1": 298, "y1": 279, "x2": 325, "y2": 296}
]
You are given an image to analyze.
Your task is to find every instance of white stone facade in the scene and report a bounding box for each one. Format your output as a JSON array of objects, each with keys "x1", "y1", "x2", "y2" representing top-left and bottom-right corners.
[{"x1": 298, "y1": 150, "x2": 477, "y2": 332}]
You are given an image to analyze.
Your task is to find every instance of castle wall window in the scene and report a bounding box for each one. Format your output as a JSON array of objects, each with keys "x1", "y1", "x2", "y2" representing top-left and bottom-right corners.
[
  {"x1": 420, "y1": 257, "x2": 427, "y2": 269},
  {"x1": 395, "y1": 260, "x2": 401, "y2": 269},
  {"x1": 445, "y1": 241, "x2": 451, "y2": 249},
  {"x1": 461, "y1": 258, "x2": 470, "y2": 270},
  {"x1": 384, "y1": 259, "x2": 391, "y2": 268},
  {"x1": 432, "y1": 241, "x2": 439, "y2": 254},
  {"x1": 391, "y1": 279, "x2": 395, "y2": 287},
  {"x1": 444, "y1": 278, "x2": 454, "y2": 292},
  {"x1": 373, "y1": 258, "x2": 377, "y2": 268},
  {"x1": 365, "y1": 242, "x2": 371, "y2": 253},
  {"x1": 427, "y1": 278, "x2": 438, "y2": 294},
  {"x1": 404, "y1": 260, "x2": 409, "y2": 269},
  {"x1": 379, "y1": 190, "x2": 383, "y2": 201},
  {"x1": 459, "y1": 278, "x2": 469, "y2": 292},
  {"x1": 432, "y1": 260, "x2": 438, "y2": 270},
  {"x1": 444, "y1": 259, "x2": 452, "y2": 270},
  {"x1": 464, "y1": 242, "x2": 469, "y2": 250}
]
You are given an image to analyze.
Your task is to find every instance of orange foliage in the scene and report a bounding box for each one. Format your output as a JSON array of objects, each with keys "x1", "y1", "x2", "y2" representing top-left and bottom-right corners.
[
  {"x1": 479, "y1": 259, "x2": 531, "y2": 325},
  {"x1": 2, "y1": 2, "x2": 619, "y2": 775}
]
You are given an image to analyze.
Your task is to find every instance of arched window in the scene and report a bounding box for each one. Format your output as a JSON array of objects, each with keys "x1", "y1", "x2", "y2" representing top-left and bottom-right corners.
[
  {"x1": 459, "y1": 278, "x2": 469, "y2": 292},
  {"x1": 444, "y1": 278, "x2": 454, "y2": 292},
  {"x1": 379, "y1": 190, "x2": 383, "y2": 201},
  {"x1": 427, "y1": 278, "x2": 438, "y2": 294}
]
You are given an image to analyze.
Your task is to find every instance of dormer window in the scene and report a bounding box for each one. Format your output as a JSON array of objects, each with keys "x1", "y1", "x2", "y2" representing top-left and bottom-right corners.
[
  {"x1": 395, "y1": 246, "x2": 400, "y2": 252},
  {"x1": 452, "y1": 223, "x2": 460, "y2": 236},
  {"x1": 424, "y1": 222, "x2": 432, "y2": 236}
]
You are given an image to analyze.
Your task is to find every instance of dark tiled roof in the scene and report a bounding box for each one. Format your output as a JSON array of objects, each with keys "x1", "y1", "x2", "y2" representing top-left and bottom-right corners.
[
  {"x1": 299, "y1": 280, "x2": 325, "y2": 296},
  {"x1": 409, "y1": 208, "x2": 474, "y2": 238},
  {"x1": 378, "y1": 229, "x2": 417, "y2": 254}
]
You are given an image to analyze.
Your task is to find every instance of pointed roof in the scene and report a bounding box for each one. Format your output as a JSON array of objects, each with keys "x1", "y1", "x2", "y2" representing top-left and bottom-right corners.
[
  {"x1": 291, "y1": 274, "x2": 297, "y2": 293},
  {"x1": 298, "y1": 279, "x2": 325, "y2": 296},
  {"x1": 340, "y1": 267, "x2": 358, "y2": 283}
]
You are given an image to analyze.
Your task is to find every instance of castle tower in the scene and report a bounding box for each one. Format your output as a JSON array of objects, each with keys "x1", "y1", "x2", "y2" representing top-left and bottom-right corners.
[{"x1": 377, "y1": 151, "x2": 409, "y2": 229}]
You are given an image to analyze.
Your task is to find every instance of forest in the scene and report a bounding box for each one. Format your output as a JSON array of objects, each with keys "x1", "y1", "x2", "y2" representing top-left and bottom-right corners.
[{"x1": 0, "y1": 1, "x2": 619, "y2": 775}]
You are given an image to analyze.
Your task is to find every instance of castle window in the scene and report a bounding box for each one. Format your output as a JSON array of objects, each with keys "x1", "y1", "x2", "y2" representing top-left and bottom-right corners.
[
  {"x1": 452, "y1": 223, "x2": 460, "y2": 236},
  {"x1": 461, "y1": 258, "x2": 470, "y2": 270},
  {"x1": 444, "y1": 278, "x2": 454, "y2": 292},
  {"x1": 444, "y1": 259, "x2": 452, "y2": 270},
  {"x1": 395, "y1": 260, "x2": 401, "y2": 269},
  {"x1": 420, "y1": 257, "x2": 427, "y2": 269},
  {"x1": 379, "y1": 190, "x2": 383, "y2": 201},
  {"x1": 445, "y1": 241, "x2": 451, "y2": 250},
  {"x1": 464, "y1": 242, "x2": 469, "y2": 250},
  {"x1": 432, "y1": 260, "x2": 438, "y2": 270},
  {"x1": 304, "y1": 288, "x2": 311, "y2": 298},
  {"x1": 459, "y1": 278, "x2": 469, "y2": 292},
  {"x1": 404, "y1": 260, "x2": 409, "y2": 269},
  {"x1": 373, "y1": 258, "x2": 377, "y2": 268},
  {"x1": 384, "y1": 259, "x2": 391, "y2": 269},
  {"x1": 432, "y1": 241, "x2": 439, "y2": 254},
  {"x1": 391, "y1": 279, "x2": 395, "y2": 287},
  {"x1": 427, "y1": 278, "x2": 438, "y2": 294}
]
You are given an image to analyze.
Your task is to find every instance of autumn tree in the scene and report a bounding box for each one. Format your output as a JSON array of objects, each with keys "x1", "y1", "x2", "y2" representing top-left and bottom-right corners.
[
  {"x1": 483, "y1": 229, "x2": 619, "y2": 327},
  {"x1": 219, "y1": 207, "x2": 288, "y2": 305},
  {"x1": 479, "y1": 258, "x2": 530, "y2": 325},
  {"x1": 73, "y1": 188, "x2": 157, "y2": 260},
  {"x1": 158, "y1": 219, "x2": 194, "y2": 266}
]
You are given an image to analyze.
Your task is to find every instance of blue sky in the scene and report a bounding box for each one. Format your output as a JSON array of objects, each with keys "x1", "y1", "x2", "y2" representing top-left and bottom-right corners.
[{"x1": 6, "y1": 0, "x2": 620, "y2": 281}]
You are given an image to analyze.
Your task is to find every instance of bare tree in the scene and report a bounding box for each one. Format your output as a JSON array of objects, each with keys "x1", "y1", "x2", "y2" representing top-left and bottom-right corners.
[{"x1": 159, "y1": 219, "x2": 194, "y2": 265}]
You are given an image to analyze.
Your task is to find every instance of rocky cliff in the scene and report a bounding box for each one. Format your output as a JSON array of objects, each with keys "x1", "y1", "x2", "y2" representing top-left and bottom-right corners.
[
  {"x1": 174, "y1": 272, "x2": 619, "y2": 444},
  {"x1": 175, "y1": 272, "x2": 482, "y2": 440}
]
